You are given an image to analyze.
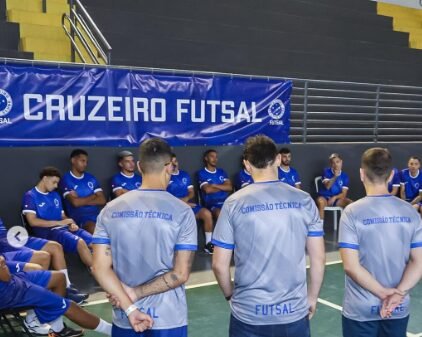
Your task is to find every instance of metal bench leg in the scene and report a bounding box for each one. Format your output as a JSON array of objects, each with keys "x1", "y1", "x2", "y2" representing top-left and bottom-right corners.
[{"x1": 333, "y1": 211, "x2": 338, "y2": 231}]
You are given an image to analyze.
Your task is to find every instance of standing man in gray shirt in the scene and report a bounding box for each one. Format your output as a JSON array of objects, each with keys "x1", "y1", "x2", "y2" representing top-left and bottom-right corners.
[
  {"x1": 212, "y1": 135, "x2": 326, "y2": 337},
  {"x1": 92, "y1": 138, "x2": 198, "y2": 337},
  {"x1": 339, "y1": 147, "x2": 422, "y2": 337}
]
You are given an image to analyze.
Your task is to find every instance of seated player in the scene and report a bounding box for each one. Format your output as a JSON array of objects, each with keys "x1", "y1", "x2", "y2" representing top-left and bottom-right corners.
[
  {"x1": 197, "y1": 149, "x2": 232, "y2": 219},
  {"x1": 0, "y1": 217, "x2": 88, "y2": 305},
  {"x1": 316, "y1": 153, "x2": 353, "y2": 220},
  {"x1": 0, "y1": 255, "x2": 115, "y2": 337},
  {"x1": 23, "y1": 167, "x2": 93, "y2": 269},
  {"x1": 111, "y1": 150, "x2": 142, "y2": 198},
  {"x1": 235, "y1": 161, "x2": 253, "y2": 190},
  {"x1": 400, "y1": 156, "x2": 422, "y2": 214},
  {"x1": 388, "y1": 167, "x2": 400, "y2": 196},
  {"x1": 167, "y1": 153, "x2": 214, "y2": 254},
  {"x1": 60, "y1": 149, "x2": 106, "y2": 234},
  {"x1": 278, "y1": 147, "x2": 301, "y2": 189}
]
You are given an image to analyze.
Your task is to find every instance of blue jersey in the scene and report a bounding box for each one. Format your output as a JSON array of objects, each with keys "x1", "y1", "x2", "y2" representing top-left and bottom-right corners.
[
  {"x1": 60, "y1": 171, "x2": 102, "y2": 223},
  {"x1": 339, "y1": 195, "x2": 422, "y2": 321},
  {"x1": 197, "y1": 168, "x2": 229, "y2": 207},
  {"x1": 278, "y1": 167, "x2": 301, "y2": 187},
  {"x1": 235, "y1": 169, "x2": 253, "y2": 190},
  {"x1": 388, "y1": 168, "x2": 400, "y2": 194},
  {"x1": 400, "y1": 169, "x2": 422, "y2": 201},
  {"x1": 22, "y1": 187, "x2": 65, "y2": 238},
  {"x1": 111, "y1": 172, "x2": 142, "y2": 194},
  {"x1": 318, "y1": 168, "x2": 349, "y2": 198},
  {"x1": 167, "y1": 170, "x2": 193, "y2": 199},
  {"x1": 0, "y1": 218, "x2": 6, "y2": 239}
]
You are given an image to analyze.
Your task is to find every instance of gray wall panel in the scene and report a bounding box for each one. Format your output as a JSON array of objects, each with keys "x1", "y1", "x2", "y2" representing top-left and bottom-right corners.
[{"x1": 0, "y1": 142, "x2": 420, "y2": 228}]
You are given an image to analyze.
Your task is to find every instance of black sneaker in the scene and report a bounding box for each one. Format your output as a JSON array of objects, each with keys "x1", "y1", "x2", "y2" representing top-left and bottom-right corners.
[
  {"x1": 67, "y1": 286, "x2": 89, "y2": 300},
  {"x1": 48, "y1": 324, "x2": 84, "y2": 337},
  {"x1": 66, "y1": 288, "x2": 89, "y2": 305},
  {"x1": 204, "y1": 242, "x2": 214, "y2": 254}
]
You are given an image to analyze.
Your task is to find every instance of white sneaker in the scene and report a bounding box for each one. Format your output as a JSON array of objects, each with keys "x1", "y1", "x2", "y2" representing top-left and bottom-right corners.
[{"x1": 23, "y1": 316, "x2": 51, "y2": 335}]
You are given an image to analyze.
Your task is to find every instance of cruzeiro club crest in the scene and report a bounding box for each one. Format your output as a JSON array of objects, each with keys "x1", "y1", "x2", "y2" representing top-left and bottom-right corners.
[
  {"x1": 0, "y1": 89, "x2": 13, "y2": 117},
  {"x1": 267, "y1": 99, "x2": 285, "y2": 120}
]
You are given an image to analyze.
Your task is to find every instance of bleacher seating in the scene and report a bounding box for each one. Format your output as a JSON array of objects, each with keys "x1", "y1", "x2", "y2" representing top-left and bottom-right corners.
[{"x1": 78, "y1": 0, "x2": 422, "y2": 85}]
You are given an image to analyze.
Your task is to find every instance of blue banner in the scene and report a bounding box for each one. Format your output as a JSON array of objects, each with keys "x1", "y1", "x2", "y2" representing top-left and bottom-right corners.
[{"x1": 0, "y1": 63, "x2": 292, "y2": 146}]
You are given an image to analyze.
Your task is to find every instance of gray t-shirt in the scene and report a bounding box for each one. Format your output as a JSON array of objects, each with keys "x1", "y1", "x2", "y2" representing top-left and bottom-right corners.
[
  {"x1": 93, "y1": 189, "x2": 197, "y2": 329},
  {"x1": 339, "y1": 195, "x2": 422, "y2": 322},
  {"x1": 212, "y1": 181, "x2": 324, "y2": 325}
]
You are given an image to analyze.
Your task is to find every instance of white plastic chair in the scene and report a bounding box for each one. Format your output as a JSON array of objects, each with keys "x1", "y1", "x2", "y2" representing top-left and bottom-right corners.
[{"x1": 314, "y1": 176, "x2": 343, "y2": 231}]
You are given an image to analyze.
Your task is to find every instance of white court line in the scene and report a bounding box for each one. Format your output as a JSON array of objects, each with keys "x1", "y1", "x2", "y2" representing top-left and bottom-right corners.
[
  {"x1": 83, "y1": 259, "x2": 344, "y2": 307},
  {"x1": 316, "y1": 297, "x2": 419, "y2": 337}
]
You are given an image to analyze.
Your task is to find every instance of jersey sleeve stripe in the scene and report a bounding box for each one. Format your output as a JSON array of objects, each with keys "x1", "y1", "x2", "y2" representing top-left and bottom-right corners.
[
  {"x1": 22, "y1": 210, "x2": 36, "y2": 214},
  {"x1": 307, "y1": 231, "x2": 324, "y2": 237},
  {"x1": 338, "y1": 242, "x2": 359, "y2": 250},
  {"x1": 174, "y1": 244, "x2": 198, "y2": 251},
  {"x1": 112, "y1": 187, "x2": 123, "y2": 192},
  {"x1": 211, "y1": 238, "x2": 235, "y2": 250},
  {"x1": 295, "y1": 181, "x2": 302, "y2": 185},
  {"x1": 199, "y1": 182, "x2": 209, "y2": 188},
  {"x1": 94, "y1": 188, "x2": 103, "y2": 193},
  {"x1": 92, "y1": 237, "x2": 111, "y2": 245},
  {"x1": 410, "y1": 242, "x2": 422, "y2": 249}
]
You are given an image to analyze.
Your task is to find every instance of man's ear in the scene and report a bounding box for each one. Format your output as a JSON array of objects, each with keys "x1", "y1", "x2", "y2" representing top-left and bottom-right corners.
[{"x1": 359, "y1": 168, "x2": 365, "y2": 183}]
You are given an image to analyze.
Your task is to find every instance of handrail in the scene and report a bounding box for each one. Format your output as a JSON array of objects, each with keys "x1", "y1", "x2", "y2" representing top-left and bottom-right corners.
[
  {"x1": 62, "y1": 0, "x2": 112, "y2": 64},
  {"x1": 61, "y1": 14, "x2": 87, "y2": 63}
]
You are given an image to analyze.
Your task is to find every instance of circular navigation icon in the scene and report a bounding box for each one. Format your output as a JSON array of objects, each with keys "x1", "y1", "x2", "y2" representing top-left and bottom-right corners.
[{"x1": 7, "y1": 226, "x2": 29, "y2": 248}]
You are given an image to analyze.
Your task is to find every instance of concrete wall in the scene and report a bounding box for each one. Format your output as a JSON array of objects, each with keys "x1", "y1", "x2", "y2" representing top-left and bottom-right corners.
[{"x1": 0, "y1": 142, "x2": 420, "y2": 227}]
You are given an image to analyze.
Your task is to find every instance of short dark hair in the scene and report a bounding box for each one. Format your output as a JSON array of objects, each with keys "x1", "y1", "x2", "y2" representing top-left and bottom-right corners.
[
  {"x1": 329, "y1": 153, "x2": 342, "y2": 162},
  {"x1": 409, "y1": 156, "x2": 421, "y2": 163},
  {"x1": 138, "y1": 138, "x2": 172, "y2": 174},
  {"x1": 39, "y1": 166, "x2": 61, "y2": 180},
  {"x1": 243, "y1": 135, "x2": 278, "y2": 169},
  {"x1": 361, "y1": 148, "x2": 392, "y2": 183},
  {"x1": 279, "y1": 147, "x2": 291, "y2": 155},
  {"x1": 70, "y1": 149, "x2": 88, "y2": 159},
  {"x1": 203, "y1": 149, "x2": 216, "y2": 159},
  {"x1": 171, "y1": 153, "x2": 177, "y2": 159}
]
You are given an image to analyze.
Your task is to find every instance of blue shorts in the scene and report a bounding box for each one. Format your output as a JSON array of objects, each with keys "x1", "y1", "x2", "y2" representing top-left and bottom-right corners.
[
  {"x1": 206, "y1": 202, "x2": 224, "y2": 212},
  {"x1": 26, "y1": 237, "x2": 49, "y2": 250},
  {"x1": 6, "y1": 261, "x2": 27, "y2": 274},
  {"x1": 73, "y1": 214, "x2": 98, "y2": 229},
  {"x1": 3, "y1": 247, "x2": 34, "y2": 263},
  {"x1": 318, "y1": 195, "x2": 340, "y2": 206},
  {"x1": 47, "y1": 228, "x2": 92, "y2": 253},
  {"x1": 0, "y1": 271, "x2": 70, "y2": 324},
  {"x1": 112, "y1": 325, "x2": 187, "y2": 337},
  {"x1": 229, "y1": 314, "x2": 310, "y2": 337},
  {"x1": 342, "y1": 315, "x2": 409, "y2": 337},
  {"x1": 192, "y1": 205, "x2": 202, "y2": 215}
]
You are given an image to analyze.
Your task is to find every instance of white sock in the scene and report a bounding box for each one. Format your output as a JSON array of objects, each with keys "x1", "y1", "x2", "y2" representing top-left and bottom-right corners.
[
  {"x1": 94, "y1": 319, "x2": 112, "y2": 336},
  {"x1": 50, "y1": 317, "x2": 64, "y2": 332},
  {"x1": 25, "y1": 310, "x2": 37, "y2": 322},
  {"x1": 205, "y1": 232, "x2": 212, "y2": 244},
  {"x1": 60, "y1": 269, "x2": 71, "y2": 288}
]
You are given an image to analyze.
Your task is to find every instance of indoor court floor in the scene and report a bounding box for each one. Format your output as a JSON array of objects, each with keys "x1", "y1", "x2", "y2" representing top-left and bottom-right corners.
[{"x1": 2, "y1": 252, "x2": 421, "y2": 337}]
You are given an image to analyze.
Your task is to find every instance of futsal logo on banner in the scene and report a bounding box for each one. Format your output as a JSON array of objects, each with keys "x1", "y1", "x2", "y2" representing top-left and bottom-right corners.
[
  {"x1": 267, "y1": 99, "x2": 285, "y2": 126},
  {"x1": 0, "y1": 89, "x2": 13, "y2": 124}
]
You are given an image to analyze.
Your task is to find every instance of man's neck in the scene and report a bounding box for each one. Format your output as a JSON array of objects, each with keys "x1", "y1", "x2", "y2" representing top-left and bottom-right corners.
[
  {"x1": 252, "y1": 168, "x2": 279, "y2": 183},
  {"x1": 365, "y1": 183, "x2": 389, "y2": 196},
  {"x1": 205, "y1": 165, "x2": 216, "y2": 172},
  {"x1": 140, "y1": 175, "x2": 167, "y2": 190},
  {"x1": 121, "y1": 170, "x2": 134, "y2": 177},
  {"x1": 36, "y1": 183, "x2": 48, "y2": 193},
  {"x1": 71, "y1": 168, "x2": 83, "y2": 177},
  {"x1": 280, "y1": 165, "x2": 290, "y2": 171}
]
